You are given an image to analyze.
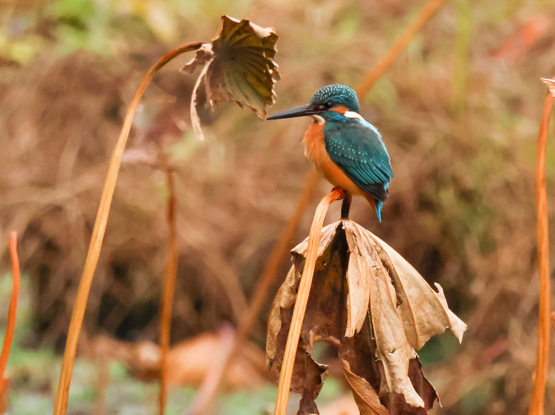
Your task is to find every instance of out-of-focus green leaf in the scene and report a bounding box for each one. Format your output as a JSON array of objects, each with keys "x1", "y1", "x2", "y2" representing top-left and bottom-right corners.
[
  {"x1": 0, "y1": 35, "x2": 44, "y2": 65},
  {"x1": 182, "y1": 15, "x2": 280, "y2": 140}
]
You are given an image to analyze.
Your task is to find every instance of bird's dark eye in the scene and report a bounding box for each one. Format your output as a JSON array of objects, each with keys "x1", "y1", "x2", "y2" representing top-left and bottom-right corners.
[{"x1": 325, "y1": 101, "x2": 332, "y2": 108}]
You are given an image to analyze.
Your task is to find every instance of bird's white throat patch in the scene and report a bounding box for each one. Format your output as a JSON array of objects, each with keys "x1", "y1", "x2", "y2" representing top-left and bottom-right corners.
[
  {"x1": 344, "y1": 111, "x2": 363, "y2": 119},
  {"x1": 312, "y1": 114, "x2": 325, "y2": 125}
]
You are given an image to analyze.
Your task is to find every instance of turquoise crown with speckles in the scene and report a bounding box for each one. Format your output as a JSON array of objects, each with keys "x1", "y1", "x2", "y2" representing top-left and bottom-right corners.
[{"x1": 309, "y1": 84, "x2": 360, "y2": 113}]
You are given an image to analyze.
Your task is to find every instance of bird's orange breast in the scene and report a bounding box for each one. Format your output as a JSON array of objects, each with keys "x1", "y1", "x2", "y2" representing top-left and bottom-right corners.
[{"x1": 303, "y1": 121, "x2": 366, "y2": 197}]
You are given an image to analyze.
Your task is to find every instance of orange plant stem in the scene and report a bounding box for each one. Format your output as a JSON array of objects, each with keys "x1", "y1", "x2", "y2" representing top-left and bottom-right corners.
[
  {"x1": 528, "y1": 89, "x2": 553, "y2": 415},
  {"x1": 0, "y1": 233, "x2": 19, "y2": 380},
  {"x1": 273, "y1": 189, "x2": 344, "y2": 415},
  {"x1": 52, "y1": 42, "x2": 206, "y2": 415},
  {"x1": 356, "y1": 0, "x2": 447, "y2": 97},
  {"x1": 159, "y1": 168, "x2": 178, "y2": 415},
  {"x1": 0, "y1": 232, "x2": 20, "y2": 414}
]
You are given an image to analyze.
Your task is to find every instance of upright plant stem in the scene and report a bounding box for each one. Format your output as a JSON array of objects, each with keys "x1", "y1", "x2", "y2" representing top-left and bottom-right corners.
[
  {"x1": 528, "y1": 87, "x2": 553, "y2": 415},
  {"x1": 0, "y1": 232, "x2": 19, "y2": 381},
  {"x1": 0, "y1": 232, "x2": 20, "y2": 414},
  {"x1": 451, "y1": 0, "x2": 472, "y2": 114},
  {"x1": 356, "y1": 0, "x2": 447, "y2": 97},
  {"x1": 159, "y1": 167, "x2": 178, "y2": 415},
  {"x1": 52, "y1": 41, "x2": 206, "y2": 415},
  {"x1": 273, "y1": 188, "x2": 344, "y2": 415}
]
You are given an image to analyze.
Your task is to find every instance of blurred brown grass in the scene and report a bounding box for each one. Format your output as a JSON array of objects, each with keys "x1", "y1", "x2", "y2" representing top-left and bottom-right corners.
[{"x1": 1, "y1": 1, "x2": 555, "y2": 413}]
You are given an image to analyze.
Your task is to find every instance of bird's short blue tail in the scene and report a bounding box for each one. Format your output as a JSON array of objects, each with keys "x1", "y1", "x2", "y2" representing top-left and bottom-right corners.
[
  {"x1": 376, "y1": 182, "x2": 389, "y2": 223},
  {"x1": 376, "y1": 201, "x2": 383, "y2": 223}
]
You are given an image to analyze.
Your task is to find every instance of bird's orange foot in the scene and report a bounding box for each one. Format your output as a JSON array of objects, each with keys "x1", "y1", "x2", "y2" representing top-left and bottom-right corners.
[{"x1": 330, "y1": 187, "x2": 345, "y2": 200}]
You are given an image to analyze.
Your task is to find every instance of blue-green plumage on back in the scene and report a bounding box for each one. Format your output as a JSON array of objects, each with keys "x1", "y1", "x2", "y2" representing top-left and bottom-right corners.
[
  {"x1": 323, "y1": 118, "x2": 392, "y2": 222},
  {"x1": 267, "y1": 84, "x2": 392, "y2": 222}
]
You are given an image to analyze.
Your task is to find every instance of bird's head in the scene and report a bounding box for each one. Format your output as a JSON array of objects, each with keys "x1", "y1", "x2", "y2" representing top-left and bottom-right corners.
[{"x1": 267, "y1": 84, "x2": 360, "y2": 122}]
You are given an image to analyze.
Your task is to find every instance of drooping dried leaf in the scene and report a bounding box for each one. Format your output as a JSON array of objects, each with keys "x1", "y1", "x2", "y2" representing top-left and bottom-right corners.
[
  {"x1": 290, "y1": 222, "x2": 339, "y2": 259},
  {"x1": 541, "y1": 78, "x2": 555, "y2": 98},
  {"x1": 343, "y1": 221, "x2": 423, "y2": 408},
  {"x1": 291, "y1": 348, "x2": 329, "y2": 415},
  {"x1": 381, "y1": 358, "x2": 439, "y2": 414},
  {"x1": 266, "y1": 266, "x2": 300, "y2": 368},
  {"x1": 340, "y1": 357, "x2": 389, "y2": 415},
  {"x1": 432, "y1": 283, "x2": 467, "y2": 342},
  {"x1": 340, "y1": 324, "x2": 438, "y2": 415},
  {"x1": 369, "y1": 233, "x2": 466, "y2": 347},
  {"x1": 207, "y1": 16, "x2": 279, "y2": 116},
  {"x1": 265, "y1": 221, "x2": 339, "y2": 369},
  {"x1": 182, "y1": 16, "x2": 280, "y2": 140},
  {"x1": 344, "y1": 225, "x2": 371, "y2": 337},
  {"x1": 181, "y1": 43, "x2": 214, "y2": 75},
  {"x1": 406, "y1": 356, "x2": 439, "y2": 410},
  {"x1": 267, "y1": 224, "x2": 347, "y2": 413},
  {"x1": 267, "y1": 220, "x2": 460, "y2": 414},
  {"x1": 364, "y1": 236, "x2": 424, "y2": 409}
]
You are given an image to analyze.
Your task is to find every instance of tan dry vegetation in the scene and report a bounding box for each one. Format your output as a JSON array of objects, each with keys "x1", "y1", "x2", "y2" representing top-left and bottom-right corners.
[{"x1": 1, "y1": 1, "x2": 555, "y2": 413}]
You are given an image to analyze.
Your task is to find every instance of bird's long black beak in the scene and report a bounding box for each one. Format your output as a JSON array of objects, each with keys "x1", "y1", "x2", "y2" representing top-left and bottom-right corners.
[{"x1": 267, "y1": 105, "x2": 322, "y2": 120}]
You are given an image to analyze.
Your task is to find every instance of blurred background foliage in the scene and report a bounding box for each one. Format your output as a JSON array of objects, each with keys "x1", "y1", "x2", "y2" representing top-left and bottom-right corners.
[{"x1": 0, "y1": 0, "x2": 555, "y2": 413}]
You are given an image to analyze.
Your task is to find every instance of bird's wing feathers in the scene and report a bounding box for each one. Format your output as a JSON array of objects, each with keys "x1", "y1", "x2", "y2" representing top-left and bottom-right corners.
[{"x1": 324, "y1": 120, "x2": 392, "y2": 202}]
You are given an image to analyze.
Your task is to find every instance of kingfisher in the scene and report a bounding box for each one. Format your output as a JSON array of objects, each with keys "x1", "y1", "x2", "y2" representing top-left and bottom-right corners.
[{"x1": 267, "y1": 84, "x2": 392, "y2": 222}]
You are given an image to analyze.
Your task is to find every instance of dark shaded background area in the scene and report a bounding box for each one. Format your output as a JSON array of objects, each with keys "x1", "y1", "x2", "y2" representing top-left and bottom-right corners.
[{"x1": 1, "y1": 0, "x2": 555, "y2": 413}]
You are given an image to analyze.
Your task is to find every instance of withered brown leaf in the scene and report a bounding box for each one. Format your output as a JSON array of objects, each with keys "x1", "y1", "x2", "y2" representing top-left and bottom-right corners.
[
  {"x1": 541, "y1": 78, "x2": 555, "y2": 98},
  {"x1": 267, "y1": 220, "x2": 465, "y2": 415},
  {"x1": 339, "y1": 357, "x2": 389, "y2": 415},
  {"x1": 182, "y1": 16, "x2": 280, "y2": 140},
  {"x1": 344, "y1": 225, "x2": 372, "y2": 337},
  {"x1": 368, "y1": 232, "x2": 466, "y2": 349}
]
